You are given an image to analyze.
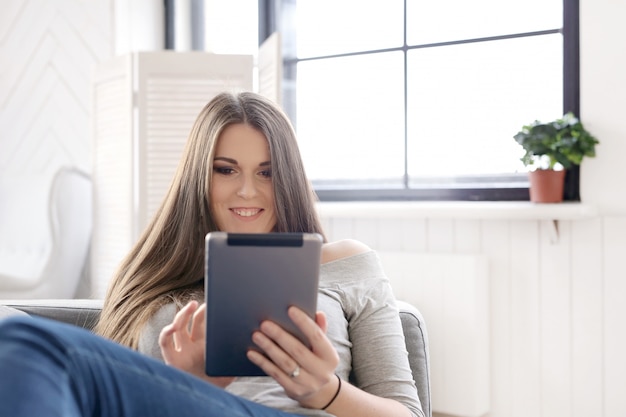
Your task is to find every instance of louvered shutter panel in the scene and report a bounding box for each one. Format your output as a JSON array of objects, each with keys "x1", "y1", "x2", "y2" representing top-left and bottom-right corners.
[
  {"x1": 258, "y1": 32, "x2": 282, "y2": 106},
  {"x1": 92, "y1": 52, "x2": 253, "y2": 297}
]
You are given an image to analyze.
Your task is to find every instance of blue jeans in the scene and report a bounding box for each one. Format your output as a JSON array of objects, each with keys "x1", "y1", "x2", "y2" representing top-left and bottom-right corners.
[{"x1": 0, "y1": 316, "x2": 303, "y2": 417}]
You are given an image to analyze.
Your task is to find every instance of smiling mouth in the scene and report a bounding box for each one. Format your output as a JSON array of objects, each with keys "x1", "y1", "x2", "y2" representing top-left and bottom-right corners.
[{"x1": 231, "y1": 208, "x2": 262, "y2": 217}]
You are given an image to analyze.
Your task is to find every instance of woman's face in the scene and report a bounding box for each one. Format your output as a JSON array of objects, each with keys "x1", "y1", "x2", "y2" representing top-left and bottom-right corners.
[{"x1": 210, "y1": 123, "x2": 277, "y2": 233}]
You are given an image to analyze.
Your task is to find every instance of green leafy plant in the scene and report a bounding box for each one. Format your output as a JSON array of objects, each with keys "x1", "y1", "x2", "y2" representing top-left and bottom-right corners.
[{"x1": 514, "y1": 112, "x2": 599, "y2": 170}]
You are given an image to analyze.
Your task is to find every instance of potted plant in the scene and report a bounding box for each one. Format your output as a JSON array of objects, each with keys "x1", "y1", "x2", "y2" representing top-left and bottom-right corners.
[{"x1": 513, "y1": 112, "x2": 599, "y2": 203}]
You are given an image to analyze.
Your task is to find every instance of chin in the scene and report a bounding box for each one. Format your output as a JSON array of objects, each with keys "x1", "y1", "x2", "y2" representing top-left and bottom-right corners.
[{"x1": 229, "y1": 225, "x2": 272, "y2": 234}]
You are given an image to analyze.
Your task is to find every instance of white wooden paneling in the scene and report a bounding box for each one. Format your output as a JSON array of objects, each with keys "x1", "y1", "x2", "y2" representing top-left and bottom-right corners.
[
  {"x1": 352, "y1": 218, "x2": 379, "y2": 248},
  {"x1": 603, "y1": 217, "x2": 626, "y2": 417},
  {"x1": 399, "y1": 218, "x2": 429, "y2": 252},
  {"x1": 454, "y1": 219, "x2": 482, "y2": 253},
  {"x1": 0, "y1": 0, "x2": 113, "y2": 177},
  {"x1": 571, "y1": 218, "x2": 604, "y2": 417},
  {"x1": 91, "y1": 55, "x2": 133, "y2": 298},
  {"x1": 326, "y1": 217, "x2": 354, "y2": 242},
  {"x1": 258, "y1": 32, "x2": 282, "y2": 105},
  {"x1": 509, "y1": 220, "x2": 542, "y2": 417},
  {"x1": 319, "y1": 217, "x2": 332, "y2": 241},
  {"x1": 427, "y1": 219, "x2": 455, "y2": 252},
  {"x1": 379, "y1": 252, "x2": 490, "y2": 417},
  {"x1": 539, "y1": 220, "x2": 572, "y2": 417},
  {"x1": 481, "y1": 219, "x2": 512, "y2": 417},
  {"x1": 377, "y1": 217, "x2": 409, "y2": 251}
]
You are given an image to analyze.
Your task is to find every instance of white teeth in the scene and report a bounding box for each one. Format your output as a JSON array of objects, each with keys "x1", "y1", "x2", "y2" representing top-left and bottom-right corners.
[{"x1": 233, "y1": 208, "x2": 260, "y2": 217}]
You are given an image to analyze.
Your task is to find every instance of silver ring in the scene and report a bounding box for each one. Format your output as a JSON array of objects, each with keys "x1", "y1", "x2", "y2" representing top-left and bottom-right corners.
[{"x1": 290, "y1": 365, "x2": 300, "y2": 378}]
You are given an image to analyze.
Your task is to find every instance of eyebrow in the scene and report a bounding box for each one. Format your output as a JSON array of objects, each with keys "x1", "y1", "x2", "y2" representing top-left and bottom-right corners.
[{"x1": 213, "y1": 156, "x2": 271, "y2": 166}]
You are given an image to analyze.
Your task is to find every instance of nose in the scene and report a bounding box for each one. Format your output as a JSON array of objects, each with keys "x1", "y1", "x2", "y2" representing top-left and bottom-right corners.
[{"x1": 236, "y1": 174, "x2": 258, "y2": 199}]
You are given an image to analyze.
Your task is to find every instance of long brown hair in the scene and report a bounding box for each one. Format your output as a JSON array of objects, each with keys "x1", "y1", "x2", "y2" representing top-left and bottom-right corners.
[{"x1": 95, "y1": 91, "x2": 326, "y2": 348}]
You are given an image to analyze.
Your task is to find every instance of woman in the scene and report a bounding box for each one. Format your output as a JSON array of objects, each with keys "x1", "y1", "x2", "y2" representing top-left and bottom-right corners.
[{"x1": 0, "y1": 92, "x2": 423, "y2": 417}]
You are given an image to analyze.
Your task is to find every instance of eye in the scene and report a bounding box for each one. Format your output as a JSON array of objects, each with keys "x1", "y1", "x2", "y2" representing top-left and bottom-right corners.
[
  {"x1": 259, "y1": 169, "x2": 272, "y2": 178},
  {"x1": 214, "y1": 166, "x2": 235, "y2": 175}
]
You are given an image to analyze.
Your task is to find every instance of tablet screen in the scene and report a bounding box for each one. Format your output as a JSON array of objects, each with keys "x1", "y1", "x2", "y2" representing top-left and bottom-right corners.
[{"x1": 204, "y1": 232, "x2": 323, "y2": 377}]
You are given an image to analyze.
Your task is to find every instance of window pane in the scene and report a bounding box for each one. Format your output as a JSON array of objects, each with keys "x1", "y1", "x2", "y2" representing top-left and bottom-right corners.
[
  {"x1": 295, "y1": 52, "x2": 405, "y2": 185},
  {"x1": 407, "y1": 0, "x2": 562, "y2": 45},
  {"x1": 407, "y1": 34, "x2": 563, "y2": 180},
  {"x1": 294, "y1": 0, "x2": 404, "y2": 58}
]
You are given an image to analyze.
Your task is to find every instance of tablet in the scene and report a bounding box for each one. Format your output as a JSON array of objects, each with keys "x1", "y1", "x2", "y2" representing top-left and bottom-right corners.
[{"x1": 204, "y1": 231, "x2": 323, "y2": 377}]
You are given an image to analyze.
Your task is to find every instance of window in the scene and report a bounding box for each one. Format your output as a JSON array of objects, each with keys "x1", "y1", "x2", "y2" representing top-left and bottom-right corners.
[{"x1": 259, "y1": 0, "x2": 580, "y2": 201}]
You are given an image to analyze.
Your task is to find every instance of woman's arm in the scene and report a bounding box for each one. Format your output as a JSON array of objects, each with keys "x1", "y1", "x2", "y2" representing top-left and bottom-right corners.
[{"x1": 247, "y1": 238, "x2": 419, "y2": 417}]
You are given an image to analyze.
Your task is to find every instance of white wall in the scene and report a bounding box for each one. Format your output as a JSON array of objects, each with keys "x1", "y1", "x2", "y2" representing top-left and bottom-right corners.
[
  {"x1": 113, "y1": 0, "x2": 164, "y2": 54},
  {"x1": 0, "y1": 0, "x2": 113, "y2": 178},
  {"x1": 579, "y1": 0, "x2": 626, "y2": 213},
  {"x1": 0, "y1": 0, "x2": 624, "y2": 416}
]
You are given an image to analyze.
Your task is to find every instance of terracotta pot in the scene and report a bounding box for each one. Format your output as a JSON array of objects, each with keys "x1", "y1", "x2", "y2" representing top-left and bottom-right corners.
[{"x1": 528, "y1": 169, "x2": 566, "y2": 203}]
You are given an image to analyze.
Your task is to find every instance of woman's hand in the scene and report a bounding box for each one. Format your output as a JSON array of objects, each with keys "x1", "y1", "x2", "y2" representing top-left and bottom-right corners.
[
  {"x1": 246, "y1": 306, "x2": 341, "y2": 409},
  {"x1": 159, "y1": 300, "x2": 234, "y2": 388}
]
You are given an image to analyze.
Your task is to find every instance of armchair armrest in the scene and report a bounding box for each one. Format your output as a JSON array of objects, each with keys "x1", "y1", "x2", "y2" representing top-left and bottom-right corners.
[
  {"x1": 1, "y1": 299, "x2": 103, "y2": 330},
  {"x1": 398, "y1": 299, "x2": 432, "y2": 417}
]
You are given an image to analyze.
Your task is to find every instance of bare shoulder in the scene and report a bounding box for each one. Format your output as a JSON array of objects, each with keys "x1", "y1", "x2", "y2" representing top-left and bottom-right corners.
[{"x1": 321, "y1": 239, "x2": 371, "y2": 264}]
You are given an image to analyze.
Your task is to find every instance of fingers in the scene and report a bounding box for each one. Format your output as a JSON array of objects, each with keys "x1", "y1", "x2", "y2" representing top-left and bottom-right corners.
[
  {"x1": 169, "y1": 300, "x2": 198, "y2": 333},
  {"x1": 248, "y1": 307, "x2": 338, "y2": 382},
  {"x1": 158, "y1": 300, "x2": 201, "y2": 359},
  {"x1": 288, "y1": 307, "x2": 336, "y2": 361},
  {"x1": 158, "y1": 301, "x2": 216, "y2": 382},
  {"x1": 314, "y1": 310, "x2": 328, "y2": 334},
  {"x1": 249, "y1": 327, "x2": 302, "y2": 379},
  {"x1": 247, "y1": 307, "x2": 340, "y2": 406},
  {"x1": 189, "y1": 302, "x2": 206, "y2": 342}
]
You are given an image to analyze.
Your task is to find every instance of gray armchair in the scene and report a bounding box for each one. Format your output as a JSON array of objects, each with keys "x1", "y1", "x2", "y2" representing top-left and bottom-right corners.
[{"x1": 1, "y1": 298, "x2": 431, "y2": 417}]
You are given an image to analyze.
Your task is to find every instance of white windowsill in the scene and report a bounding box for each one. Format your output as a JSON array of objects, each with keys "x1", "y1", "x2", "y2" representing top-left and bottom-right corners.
[{"x1": 315, "y1": 201, "x2": 598, "y2": 221}]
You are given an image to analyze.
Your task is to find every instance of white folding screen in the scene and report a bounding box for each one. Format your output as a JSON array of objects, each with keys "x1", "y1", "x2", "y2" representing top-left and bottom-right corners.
[
  {"x1": 91, "y1": 51, "x2": 253, "y2": 297},
  {"x1": 258, "y1": 32, "x2": 282, "y2": 106}
]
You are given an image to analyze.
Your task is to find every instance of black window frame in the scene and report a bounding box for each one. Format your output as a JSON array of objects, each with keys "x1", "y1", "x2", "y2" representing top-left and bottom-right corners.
[{"x1": 259, "y1": 0, "x2": 580, "y2": 202}]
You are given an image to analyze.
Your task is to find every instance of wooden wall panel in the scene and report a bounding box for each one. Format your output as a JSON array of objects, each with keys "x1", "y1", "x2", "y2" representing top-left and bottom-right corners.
[
  {"x1": 454, "y1": 219, "x2": 482, "y2": 253},
  {"x1": 481, "y1": 219, "x2": 513, "y2": 417},
  {"x1": 0, "y1": 0, "x2": 113, "y2": 177},
  {"x1": 539, "y1": 220, "x2": 572, "y2": 417},
  {"x1": 379, "y1": 251, "x2": 490, "y2": 417},
  {"x1": 399, "y1": 218, "x2": 429, "y2": 252},
  {"x1": 509, "y1": 220, "x2": 542, "y2": 417},
  {"x1": 377, "y1": 217, "x2": 409, "y2": 251},
  {"x1": 603, "y1": 217, "x2": 626, "y2": 417},
  {"x1": 326, "y1": 217, "x2": 353, "y2": 242},
  {"x1": 352, "y1": 218, "x2": 378, "y2": 248},
  {"x1": 427, "y1": 219, "x2": 455, "y2": 252},
  {"x1": 571, "y1": 218, "x2": 604, "y2": 417}
]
